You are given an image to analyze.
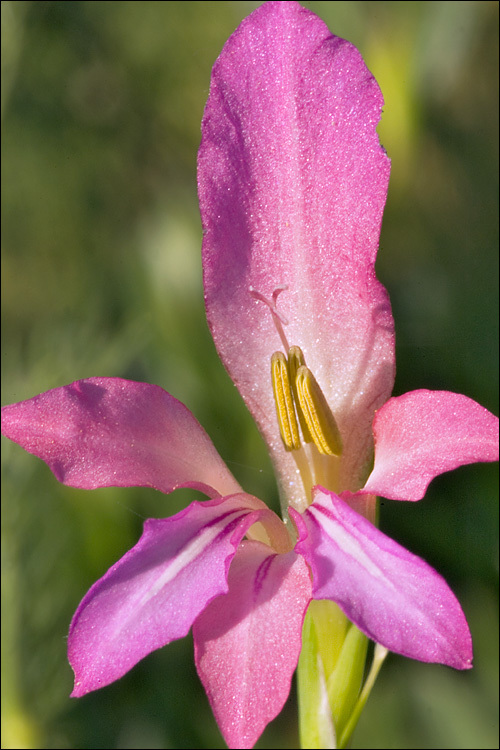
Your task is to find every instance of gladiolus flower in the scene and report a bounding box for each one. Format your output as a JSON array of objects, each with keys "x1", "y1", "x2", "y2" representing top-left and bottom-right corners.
[{"x1": 2, "y1": 3, "x2": 498, "y2": 749}]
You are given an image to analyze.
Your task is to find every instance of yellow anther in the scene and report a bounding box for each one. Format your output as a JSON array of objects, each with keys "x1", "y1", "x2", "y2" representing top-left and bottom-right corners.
[
  {"x1": 295, "y1": 365, "x2": 343, "y2": 456},
  {"x1": 271, "y1": 351, "x2": 300, "y2": 451},
  {"x1": 287, "y1": 346, "x2": 313, "y2": 444}
]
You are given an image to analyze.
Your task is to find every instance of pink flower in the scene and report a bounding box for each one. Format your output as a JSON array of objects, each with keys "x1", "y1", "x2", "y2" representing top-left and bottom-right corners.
[{"x1": 1, "y1": 3, "x2": 498, "y2": 749}]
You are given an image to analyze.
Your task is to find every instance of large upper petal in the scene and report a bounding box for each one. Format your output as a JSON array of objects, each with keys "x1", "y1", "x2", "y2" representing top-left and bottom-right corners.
[
  {"x1": 1, "y1": 377, "x2": 241, "y2": 497},
  {"x1": 363, "y1": 390, "x2": 499, "y2": 501},
  {"x1": 199, "y1": 0, "x2": 394, "y2": 506},
  {"x1": 291, "y1": 489, "x2": 472, "y2": 670},
  {"x1": 69, "y1": 494, "x2": 276, "y2": 697},
  {"x1": 193, "y1": 540, "x2": 311, "y2": 749}
]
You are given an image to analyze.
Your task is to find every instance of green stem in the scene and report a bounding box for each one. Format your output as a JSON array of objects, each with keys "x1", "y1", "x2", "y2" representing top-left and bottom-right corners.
[
  {"x1": 338, "y1": 644, "x2": 389, "y2": 749},
  {"x1": 297, "y1": 606, "x2": 337, "y2": 748},
  {"x1": 298, "y1": 601, "x2": 389, "y2": 749}
]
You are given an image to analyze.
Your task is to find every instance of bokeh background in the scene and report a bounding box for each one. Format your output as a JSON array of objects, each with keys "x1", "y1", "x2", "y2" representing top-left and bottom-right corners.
[{"x1": 1, "y1": 1, "x2": 498, "y2": 748}]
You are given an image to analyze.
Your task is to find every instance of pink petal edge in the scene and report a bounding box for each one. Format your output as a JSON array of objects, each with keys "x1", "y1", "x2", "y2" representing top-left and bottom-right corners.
[
  {"x1": 1, "y1": 377, "x2": 241, "y2": 498},
  {"x1": 363, "y1": 390, "x2": 499, "y2": 501}
]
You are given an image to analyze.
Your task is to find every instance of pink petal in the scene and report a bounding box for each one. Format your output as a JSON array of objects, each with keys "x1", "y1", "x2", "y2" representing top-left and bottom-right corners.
[
  {"x1": 198, "y1": 1, "x2": 395, "y2": 504},
  {"x1": 291, "y1": 489, "x2": 473, "y2": 670},
  {"x1": 1, "y1": 377, "x2": 241, "y2": 497},
  {"x1": 193, "y1": 540, "x2": 311, "y2": 749},
  {"x1": 69, "y1": 494, "x2": 274, "y2": 697},
  {"x1": 363, "y1": 390, "x2": 499, "y2": 501}
]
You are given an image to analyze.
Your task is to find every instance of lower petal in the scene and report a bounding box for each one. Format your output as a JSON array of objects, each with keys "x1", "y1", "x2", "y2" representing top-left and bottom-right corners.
[
  {"x1": 69, "y1": 494, "x2": 272, "y2": 697},
  {"x1": 291, "y1": 489, "x2": 472, "y2": 670},
  {"x1": 193, "y1": 540, "x2": 312, "y2": 749}
]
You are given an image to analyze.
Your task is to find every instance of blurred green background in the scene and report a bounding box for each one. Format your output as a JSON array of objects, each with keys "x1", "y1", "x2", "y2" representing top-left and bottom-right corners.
[{"x1": 1, "y1": 1, "x2": 498, "y2": 748}]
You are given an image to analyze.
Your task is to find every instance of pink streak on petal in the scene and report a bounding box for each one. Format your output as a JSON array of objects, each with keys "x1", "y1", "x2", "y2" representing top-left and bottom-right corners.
[
  {"x1": 363, "y1": 390, "x2": 499, "y2": 501},
  {"x1": 1, "y1": 377, "x2": 241, "y2": 497},
  {"x1": 292, "y1": 489, "x2": 473, "y2": 670},
  {"x1": 69, "y1": 494, "x2": 274, "y2": 697},
  {"x1": 199, "y1": 1, "x2": 394, "y2": 506},
  {"x1": 194, "y1": 540, "x2": 312, "y2": 749}
]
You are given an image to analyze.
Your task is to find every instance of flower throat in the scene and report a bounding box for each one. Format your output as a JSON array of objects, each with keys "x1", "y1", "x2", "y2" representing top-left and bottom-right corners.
[{"x1": 250, "y1": 286, "x2": 343, "y2": 506}]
